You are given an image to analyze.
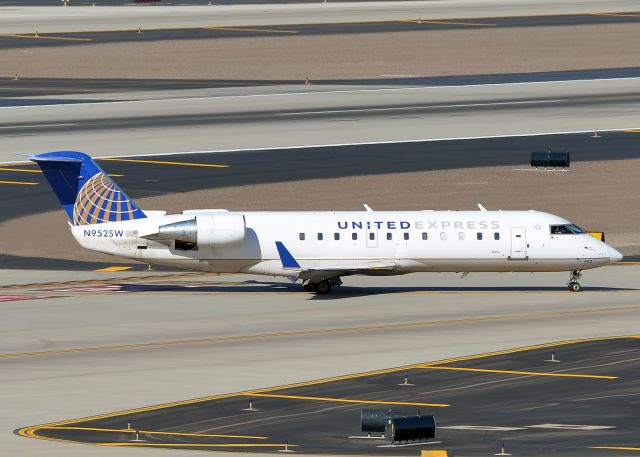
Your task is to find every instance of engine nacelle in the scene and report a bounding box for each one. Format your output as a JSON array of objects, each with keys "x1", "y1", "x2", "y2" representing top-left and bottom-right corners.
[{"x1": 157, "y1": 214, "x2": 245, "y2": 247}]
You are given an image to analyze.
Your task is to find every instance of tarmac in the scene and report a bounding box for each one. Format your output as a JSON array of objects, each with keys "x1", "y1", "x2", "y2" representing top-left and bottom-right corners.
[
  {"x1": 3, "y1": 266, "x2": 640, "y2": 457},
  {"x1": 1, "y1": 12, "x2": 639, "y2": 49},
  {"x1": 2, "y1": 0, "x2": 640, "y2": 34}
]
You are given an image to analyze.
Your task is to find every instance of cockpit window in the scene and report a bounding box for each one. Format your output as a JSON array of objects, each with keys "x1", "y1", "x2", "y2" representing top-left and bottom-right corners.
[{"x1": 550, "y1": 224, "x2": 585, "y2": 235}]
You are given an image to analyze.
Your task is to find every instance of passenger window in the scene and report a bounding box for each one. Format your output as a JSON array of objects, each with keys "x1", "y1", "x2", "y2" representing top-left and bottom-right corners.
[
  {"x1": 334, "y1": 233, "x2": 340, "y2": 240},
  {"x1": 369, "y1": 232, "x2": 375, "y2": 240},
  {"x1": 440, "y1": 232, "x2": 447, "y2": 240},
  {"x1": 317, "y1": 233, "x2": 323, "y2": 241},
  {"x1": 494, "y1": 232, "x2": 500, "y2": 240},
  {"x1": 387, "y1": 232, "x2": 392, "y2": 240},
  {"x1": 352, "y1": 232, "x2": 357, "y2": 240},
  {"x1": 403, "y1": 233, "x2": 409, "y2": 240},
  {"x1": 477, "y1": 232, "x2": 483, "y2": 240},
  {"x1": 459, "y1": 232, "x2": 465, "y2": 240},
  {"x1": 299, "y1": 233, "x2": 305, "y2": 241},
  {"x1": 422, "y1": 232, "x2": 428, "y2": 240}
]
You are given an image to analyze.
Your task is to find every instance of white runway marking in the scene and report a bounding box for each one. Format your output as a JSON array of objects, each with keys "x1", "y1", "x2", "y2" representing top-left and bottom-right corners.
[
  {"x1": 276, "y1": 100, "x2": 567, "y2": 116},
  {"x1": 440, "y1": 425, "x2": 526, "y2": 431},
  {"x1": 0, "y1": 123, "x2": 77, "y2": 129},
  {"x1": 1, "y1": 76, "x2": 639, "y2": 110},
  {"x1": 527, "y1": 424, "x2": 615, "y2": 430}
]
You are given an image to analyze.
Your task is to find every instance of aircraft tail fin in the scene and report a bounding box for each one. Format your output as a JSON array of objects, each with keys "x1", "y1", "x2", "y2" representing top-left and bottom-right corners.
[{"x1": 31, "y1": 151, "x2": 146, "y2": 226}]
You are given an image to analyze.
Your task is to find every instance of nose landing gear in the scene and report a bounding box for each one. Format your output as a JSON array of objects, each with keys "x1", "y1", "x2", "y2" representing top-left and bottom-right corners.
[{"x1": 568, "y1": 270, "x2": 582, "y2": 292}]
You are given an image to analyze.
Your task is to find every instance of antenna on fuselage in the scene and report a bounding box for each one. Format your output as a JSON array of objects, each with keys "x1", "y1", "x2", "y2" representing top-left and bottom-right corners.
[
  {"x1": 363, "y1": 204, "x2": 374, "y2": 212},
  {"x1": 477, "y1": 203, "x2": 487, "y2": 212}
]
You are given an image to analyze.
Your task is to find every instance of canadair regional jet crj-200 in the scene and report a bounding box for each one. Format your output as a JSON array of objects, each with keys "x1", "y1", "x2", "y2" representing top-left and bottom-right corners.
[{"x1": 32, "y1": 151, "x2": 623, "y2": 294}]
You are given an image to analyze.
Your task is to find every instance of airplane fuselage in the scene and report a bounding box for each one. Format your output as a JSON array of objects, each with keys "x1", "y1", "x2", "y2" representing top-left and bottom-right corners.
[{"x1": 72, "y1": 210, "x2": 620, "y2": 276}]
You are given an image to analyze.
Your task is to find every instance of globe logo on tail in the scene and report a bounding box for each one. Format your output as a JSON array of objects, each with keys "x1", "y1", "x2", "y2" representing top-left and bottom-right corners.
[{"x1": 73, "y1": 173, "x2": 141, "y2": 225}]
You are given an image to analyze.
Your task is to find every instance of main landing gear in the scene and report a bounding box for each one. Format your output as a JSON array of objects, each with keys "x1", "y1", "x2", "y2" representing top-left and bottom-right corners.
[
  {"x1": 303, "y1": 278, "x2": 342, "y2": 295},
  {"x1": 568, "y1": 270, "x2": 582, "y2": 292}
]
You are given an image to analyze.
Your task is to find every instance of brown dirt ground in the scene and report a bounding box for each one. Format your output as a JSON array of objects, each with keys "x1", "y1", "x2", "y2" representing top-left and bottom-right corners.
[
  {"x1": 2, "y1": 24, "x2": 640, "y2": 80},
  {"x1": 2, "y1": 159, "x2": 639, "y2": 263}
]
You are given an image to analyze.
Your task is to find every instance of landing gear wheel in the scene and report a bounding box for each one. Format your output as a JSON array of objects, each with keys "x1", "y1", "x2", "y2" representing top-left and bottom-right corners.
[
  {"x1": 303, "y1": 283, "x2": 318, "y2": 292},
  {"x1": 567, "y1": 270, "x2": 583, "y2": 292},
  {"x1": 315, "y1": 280, "x2": 333, "y2": 295}
]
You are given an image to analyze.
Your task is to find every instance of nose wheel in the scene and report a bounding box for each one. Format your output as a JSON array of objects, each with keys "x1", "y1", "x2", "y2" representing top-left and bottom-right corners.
[{"x1": 568, "y1": 270, "x2": 582, "y2": 292}]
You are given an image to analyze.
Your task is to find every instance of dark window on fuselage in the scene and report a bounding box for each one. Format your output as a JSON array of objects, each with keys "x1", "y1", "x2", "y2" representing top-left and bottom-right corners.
[
  {"x1": 422, "y1": 232, "x2": 428, "y2": 240},
  {"x1": 317, "y1": 233, "x2": 323, "y2": 240},
  {"x1": 387, "y1": 232, "x2": 392, "y2": 240},
  {"x1": 477, "y1": 232, "x2": 483, "y2": 240},
  {"x1": 352, "y1": 232, "x2": 357, "y2": 240},
  {"x1": 299, "y1": 233, "x2": 305, "y2": 241},
  {"x1": 334, "y1": 233, "x2": 340, "y2": 240},
  {"x1": 404, "y1": 233, "x2": 409, "y2": 240},
  {"x1": 494, "y1": 232, "x2": 500, "y2": 240},
  {"x1": 369, "y1": 232, "x2": 375, "y2": 240}
]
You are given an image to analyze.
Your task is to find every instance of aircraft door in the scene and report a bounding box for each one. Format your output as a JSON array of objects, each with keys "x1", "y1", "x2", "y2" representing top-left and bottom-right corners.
[
  {"x1": 366, "y1": 228, "x2": 378, "y2": 248},
  {"x1": 510, "y1": 227, "x2": 527, "y2": 260}
]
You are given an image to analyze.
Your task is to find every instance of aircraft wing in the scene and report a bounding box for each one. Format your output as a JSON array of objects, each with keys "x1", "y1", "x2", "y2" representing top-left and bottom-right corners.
[{"x1": 275, "y1": 241, "x2": 398, "y2": 282}]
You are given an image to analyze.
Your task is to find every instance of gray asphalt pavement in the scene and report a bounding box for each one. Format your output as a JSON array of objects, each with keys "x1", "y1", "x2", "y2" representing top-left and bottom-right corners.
[
  {"x1": 4, "y1": 68, "x2": 640, "y2": 100},
  {"x1": 27, "y1": 337, "x2": 640, "y2": 456},
  {"x1": 2, "y1": 0, "x2": 640, "y2": 34},
  {"x1": 2, "y1": 131, "x2": 639, "y2": 223},
  {"x1": 3, "y1": 266, "x2": 640, "y2": 457},
  {"x1": 2, "y1": 12, "x2": 639, "y2": 48}
]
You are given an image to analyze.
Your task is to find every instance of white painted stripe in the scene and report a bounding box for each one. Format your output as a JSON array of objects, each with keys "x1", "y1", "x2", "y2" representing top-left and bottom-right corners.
[
  {"x1": 0, "y1": 123, "x2": 77, "y2": 129},
  {"x1": 527, "y1": 424, "x2": 615, "y2": 430},
  {"x1": 276, "y1": 99, "x2": 567, "y2": 116},
  {"x1": 1, "y1": 76, "x2": 638, "y2": 110},
  {"x1": 440, "y1": 425, "x2": 526, "y2": 431},
  {"x1": 3, "y1": 127, "x2": 639, "y2": 165}
]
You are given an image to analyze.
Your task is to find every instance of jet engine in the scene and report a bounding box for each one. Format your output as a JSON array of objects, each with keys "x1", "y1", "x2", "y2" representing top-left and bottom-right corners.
[{"x1": 155, "y1": 214, "x2": 246, "y2": 247}]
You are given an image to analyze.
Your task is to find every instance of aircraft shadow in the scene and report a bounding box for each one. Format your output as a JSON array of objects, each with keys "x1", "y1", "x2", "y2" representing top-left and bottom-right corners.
[{"x1": 101, "y1": 282, "x2": 635, "y2": 298}]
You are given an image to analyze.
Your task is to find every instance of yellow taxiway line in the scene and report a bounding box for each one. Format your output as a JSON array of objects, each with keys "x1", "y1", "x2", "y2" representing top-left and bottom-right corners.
[
  {"x1": 592, "y1": 446, "x2": 640, "y2": 452},
  {"x1": 3, "y1": 307, "x2": 640, "y2": 359},
  {"x1": 245, "y1": 393, "x2": 449, "y2": 408},
  {"x1": 205, "y1": 26, "x2": 298, "y2": 34},
  {"x1": 98, "y1": 158, "x2": 229, "y2": 168},
  {"x1": 401, "y1": 19, "x2": 495, "y2": 26},
  {"x1": 0, "y1": 167, "x2": 41, "y2": 173},
  {"x1": 419, "y1": 366, "x2": 617, "y2": 380},
  {"x1": 40, "y1": 426, "x2": 266, "y2": 440},
  {"x1": 0, "y1": 180, "x2": 38, "y2": 185},
  {"x1": 17, "y1": 334, "x2": 639, "y2": 446},
  {"x1": 591, "y1": 12, "x2": 640, "y2": 18},
  {"x1": 94, "y1": 266, "x2": 133, "y2": 272},
  {"x1": 102, "y1": 443, "x2": 296, "y2": 448},
  {"x1": 0, "y1": 33, "x2": 93, "y2": 42}
]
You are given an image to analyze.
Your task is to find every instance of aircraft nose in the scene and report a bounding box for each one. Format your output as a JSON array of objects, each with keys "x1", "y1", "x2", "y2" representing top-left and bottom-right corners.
[{"x1": 608, "y1": 246, "x2": 623, "y2": 263}]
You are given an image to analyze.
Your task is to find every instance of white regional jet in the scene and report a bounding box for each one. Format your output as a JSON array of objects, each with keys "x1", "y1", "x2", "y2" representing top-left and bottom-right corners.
[{"x1": 33, "y1": 151, "x2": 623, "y2": 294}]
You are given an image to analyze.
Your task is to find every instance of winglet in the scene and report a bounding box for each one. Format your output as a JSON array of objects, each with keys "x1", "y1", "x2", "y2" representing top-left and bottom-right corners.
[{"x1": 275, "y1": 241, "x2": 301, "y2": 269}]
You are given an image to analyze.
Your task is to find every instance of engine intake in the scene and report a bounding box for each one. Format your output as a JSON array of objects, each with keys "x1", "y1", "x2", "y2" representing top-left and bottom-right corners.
[{"x1": 157, "y1": 214, "x2": 245, "y2": 247}]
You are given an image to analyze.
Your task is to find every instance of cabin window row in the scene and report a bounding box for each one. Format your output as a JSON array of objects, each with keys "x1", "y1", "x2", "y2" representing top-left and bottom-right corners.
[{"x1": 300, "y1": 232, "x2": 501, "y2": 241}]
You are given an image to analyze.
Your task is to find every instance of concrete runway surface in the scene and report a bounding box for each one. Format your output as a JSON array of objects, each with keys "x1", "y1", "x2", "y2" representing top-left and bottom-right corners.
[
  {"x1": 2, "y1": 266, "x2": 640, "y2": 456},
  {"x1": 2, "y1": 0, "x2": 640, "y2": 34},
  {"x1": 22, "y1": 338, "x2": 640, "y2": 455},
  {"x1": 2, "y1": 12, "x2": 639, "y2": 49},
  {"x1": 2, "y1": 77, "x2": 639, "y2": 162},
  {"x1": 2, "y1": 131, "x2": 639, "y2": 223}
]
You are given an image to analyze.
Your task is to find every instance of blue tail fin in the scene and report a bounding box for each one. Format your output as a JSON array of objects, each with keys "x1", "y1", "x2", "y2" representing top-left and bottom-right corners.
[{"x1": 31, "y1": 151, "x2": 146, "y2": 226}]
